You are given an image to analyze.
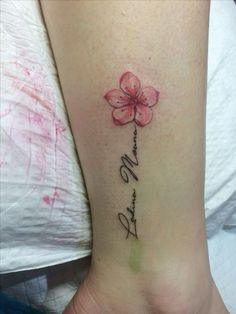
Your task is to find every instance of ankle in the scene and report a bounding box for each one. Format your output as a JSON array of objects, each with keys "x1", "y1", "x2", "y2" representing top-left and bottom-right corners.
[
  {"x1": 63, "y1": 279, "x2": 102, "y2": 314},
  {"x1": 144, "y1": 276, "x2": 213, "y2": 314},
  {"x1": 64, "y1": 262, "x2": 228, "y2": 314},
  {"x1": 143, "y1": 272, "x2": 228, "y2": 314}
]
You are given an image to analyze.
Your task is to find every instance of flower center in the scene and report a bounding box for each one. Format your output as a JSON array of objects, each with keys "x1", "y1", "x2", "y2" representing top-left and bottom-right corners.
[{"x1": 129, "y1": 96, "x2": 140, "y2": 107}]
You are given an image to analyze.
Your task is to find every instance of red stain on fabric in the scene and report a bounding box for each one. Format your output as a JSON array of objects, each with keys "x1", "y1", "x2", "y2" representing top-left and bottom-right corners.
[
  {"x1": 42, "y1": 191, "x2": 60, "y2": 206},
  {"x1": 1, "y1": 52, "x2": 68, "y2": 198}
]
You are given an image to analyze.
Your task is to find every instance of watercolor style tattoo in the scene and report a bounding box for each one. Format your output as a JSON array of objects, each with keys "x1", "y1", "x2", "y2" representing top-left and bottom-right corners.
[{"x1": 104, "y1": 71, "x2": 160, "y2": 239}]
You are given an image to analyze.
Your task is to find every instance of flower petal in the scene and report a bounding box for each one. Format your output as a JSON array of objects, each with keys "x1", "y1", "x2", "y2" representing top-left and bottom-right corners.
[
  {"x1": 112, "y1": 106, "x2": 135, "y2": 125},
  {"x1": 120, "y1": 72, "x2": 141, "y2": 97},
  {"x1": 138, "y1": 87, "x2": 159, "y2": 107},
  {"x1": 104, "y1": 89, "x2": 130, "y2": 108},
  {"x1": 135, "y1": 104, "x2": 153, "y2": 127}
]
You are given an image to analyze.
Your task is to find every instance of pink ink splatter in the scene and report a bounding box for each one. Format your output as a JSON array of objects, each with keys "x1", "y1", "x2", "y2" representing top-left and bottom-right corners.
[
  {"x1": 1, "y1": 48, "x2": 68, "y2": 212},
  {"x1": 42, "y1": 195, "x2": 51, "y2": 205},
  {"x1": 42, "y1": 191, "x2": 60, "y2": 206}
]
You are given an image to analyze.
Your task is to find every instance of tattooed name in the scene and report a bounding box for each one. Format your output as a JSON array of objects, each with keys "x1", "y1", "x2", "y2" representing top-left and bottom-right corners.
[
  {"x1": 120, "y1": 125, "x2": 138, "y2": 183},
  {"x1": 118, "y1": 188, "x2": 138, "y2": 239}
]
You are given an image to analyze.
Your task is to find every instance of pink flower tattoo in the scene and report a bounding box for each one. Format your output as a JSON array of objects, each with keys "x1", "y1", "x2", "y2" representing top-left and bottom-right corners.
[{"x1": 104, "y1": 72, "x2": 159, "y2": 127}]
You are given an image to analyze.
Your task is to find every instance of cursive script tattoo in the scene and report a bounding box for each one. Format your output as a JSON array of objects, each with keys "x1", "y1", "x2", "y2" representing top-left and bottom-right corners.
[
  {"x1": 118, "y1": 125, "x2": 138, "y2": 237},
  {"x1": 118, "y1": 189, "x2": 138, "y2": 239},
  {"x1": 120, "y1": 125, "x2": 138, "y2": 183}
]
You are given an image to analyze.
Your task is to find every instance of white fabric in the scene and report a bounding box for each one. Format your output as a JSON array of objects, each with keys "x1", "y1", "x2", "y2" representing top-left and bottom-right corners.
[
  {"x1": 0, "y1": 0, "x2": 236, "y2": 275},
  {"x1": 205, "y1": 0, "x2": 236, "y2": 237},
  {"x1": 0, "y1": 0, "x2": 92, "y2": 274}
]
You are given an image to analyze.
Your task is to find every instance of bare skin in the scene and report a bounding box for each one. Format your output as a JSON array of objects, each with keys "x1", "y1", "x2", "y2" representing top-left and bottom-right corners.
[{"x1": 40, "y1": 1, "x2": 229, "y2": 313}]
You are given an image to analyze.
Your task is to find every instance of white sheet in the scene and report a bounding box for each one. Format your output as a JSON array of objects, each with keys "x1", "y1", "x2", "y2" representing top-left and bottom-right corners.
[
  {"x1": 0, "y1": 0, "x2": 236, "y2": 284},
  {"x1": 0, "y1": 0, "x2": 92, "y2": 273},
  {"x1": 205, "y1": 0, "x2": 236, "y2": 237}
]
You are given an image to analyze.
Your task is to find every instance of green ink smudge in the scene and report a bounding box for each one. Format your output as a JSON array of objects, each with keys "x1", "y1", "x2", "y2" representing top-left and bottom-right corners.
[{"x1": 129, "y1": 238, "x2": 143, "y2": 273}]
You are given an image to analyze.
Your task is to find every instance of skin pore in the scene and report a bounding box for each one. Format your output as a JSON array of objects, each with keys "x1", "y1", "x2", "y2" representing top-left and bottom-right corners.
[{"x1": 40, "y1": 1, "x2": 229, "y2": 313}]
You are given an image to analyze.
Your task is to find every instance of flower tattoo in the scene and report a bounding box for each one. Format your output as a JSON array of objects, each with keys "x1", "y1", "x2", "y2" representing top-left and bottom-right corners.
[{"x1": 104, "y1": 71, "x2": 159, "y2": 127}]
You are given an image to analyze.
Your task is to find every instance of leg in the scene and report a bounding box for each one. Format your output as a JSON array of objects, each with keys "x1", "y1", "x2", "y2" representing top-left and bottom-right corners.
[{"x1": 40, "y1": 1, "x2": 228, "y2": 313}]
